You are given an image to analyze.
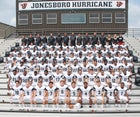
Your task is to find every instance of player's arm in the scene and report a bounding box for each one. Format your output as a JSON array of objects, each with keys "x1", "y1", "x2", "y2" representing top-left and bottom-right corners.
[
  {"x1": 44, "y1": 88, "x2": 48, "y2": 99},
  {"x1": 31, "y1": 88, "x2": 37, "y2": 99},
  {"x1": 102, "y1": 87, "x2": 106, "y2": 97},
  {"x1": 114, "y1": 88, "x2": 120, "y2": 101},
  {"x1": 7, "y1": 75, "x2": 12, "y2": 90}
]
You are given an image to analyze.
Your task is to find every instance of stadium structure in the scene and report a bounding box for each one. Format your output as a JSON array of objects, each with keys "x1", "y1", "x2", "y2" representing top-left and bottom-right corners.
[
  {"x1": 16, "y1": 0, "x2": 128, "y2": 34},
  {"x1": 0, "y1": 0, "x2": 140, "y2": 114}
]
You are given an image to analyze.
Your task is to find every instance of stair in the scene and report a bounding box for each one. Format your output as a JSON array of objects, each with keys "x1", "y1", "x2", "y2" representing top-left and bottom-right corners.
[{"x1": 0, "y1": 36, "x2": 140, "y2": 113}]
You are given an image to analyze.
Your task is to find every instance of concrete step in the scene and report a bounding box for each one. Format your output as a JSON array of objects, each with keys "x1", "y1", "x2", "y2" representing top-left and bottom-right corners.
[
  {"x1": 0, "y1": 84, "x2": 7, "y2": 89},
  {"x1": 0, "y1": 93, "x2": 140, "y2": 104},
  {"x1": 0, "y1": 103, "x2": 140, "y2": 113},
  {"x1": 0, "y1": 74, "x2": 7, "y2": 78}
]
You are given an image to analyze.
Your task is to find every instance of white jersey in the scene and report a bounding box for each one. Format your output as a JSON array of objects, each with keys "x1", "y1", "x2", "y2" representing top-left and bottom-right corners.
[
  {"x1": 77, "y1": 57, "x2": 84, "y2": 64},
  {"x1": 88, "y1": 74, "x2": 96, "y2": 86},
  {"x1": 65, "y1": 74, "x2": 73, "y2": 86},
  {"x1": 86, "y1": 56, "x2": 93, "y2": 63},
  {"x1": 49, "y1": 64, "x2": 58, "y2": 73},
  {"x1": 110, "y1": 74, "x2": 119, "y2": 84},
  {"x1": 62, "y1": 64, "x2": 68, "y2": 73},
  {"x1": 42, "y1": 74, "x2": 50, "y2": 86},
  {"x1": 46, "y1": 86, "x2": 56, "y2": 98},
  {"x1": 80, "y1": 86, "x2": 91, "y2": 97},
  {"x1": 97, "y1": 56, "x2": 103, "y2": 64},
  {"x1": 98, "y1": 73, "x2": 107, "y2": 83},
  {"x1": 80, "y1": 64, "x2": 88, "y2": 73},
  {"x1": 12, "y1": 85, "x2": 22, "y2": 96},
  {"x1": 120, "y1": 73, "x2": 130, "y2": 83},
  {"x1": 71, "y1": 65, "x2": 79, "y2": 73},
  {"x1": 77, "y1": 73, "x2": 84, "y2": 86},
  {"x1": 32, "y1": 74, "x2": 40, "y2": 86},
  {"x1": 69, "y1": 86, "x2": 79, "y2": 97},
  {"x1": 57, "y1": 85, "x2": 68, "y2": 97},
  {"x1": 105, "y1": 86, "x2": 115, "y2": 97},
  {"x1": 17, "y1": 65, "x2": 26, "y2": 73},
  {"x1": 10, "y1": 73, "x2": 20, "y2": 84},
  {"x1": 22, "y1": 86, "x2": 33, "y2": 96},
  {"x1": 20, "y1": 74, "x2": 30, "y2": 86},
  {"x1": 106, "y1": 57, "x2": 113, "y2": 65},
  {"x1": 39, "y1": 64, "x2": 46, "y2": 72},
  {"x1": 54, "y1": 73, "x2": 62, "y2": 85},
  {"x1": 102, "y1": 64, "x2": 110, "y2": 71},
  {"x1": 35, "y1": 86, "x2": 45, "y2": 97},
  {"x1": 92, "y1": 64, "x2": 100, "y2": 73},
  {"x1": 93, "y1": 85, "x2": 105, "y2": 96},
  {"x1": 117, "y1": 86, "x2": 127, "y2": 97}
]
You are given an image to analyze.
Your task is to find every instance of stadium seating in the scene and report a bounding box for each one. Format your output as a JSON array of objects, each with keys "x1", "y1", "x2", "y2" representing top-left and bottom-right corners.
[
  {"x1": 0, "y1": 33, "x2": 140, "y2": 113},
  {"x1": 135, "y1": 77, "x2": 140, "y2": 86},
  {"x1": 0, "y1": 57, "x2": 4, "y2": 63}
]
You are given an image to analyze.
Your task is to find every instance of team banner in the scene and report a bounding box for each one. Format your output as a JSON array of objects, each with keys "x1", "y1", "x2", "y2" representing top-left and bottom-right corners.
[{"x1": 19, "y1": 0, "x2": 126, "y2": 11}]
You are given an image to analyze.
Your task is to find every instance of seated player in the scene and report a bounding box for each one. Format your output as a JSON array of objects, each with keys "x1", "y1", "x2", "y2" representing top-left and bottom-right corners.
[
  {"x1": 55, "y1": 79, "x2": 70, "y2": 108},
  {"x1": 80, "y1": 82, "x2": 92, "y2": 108},
  {"x1": 105, "y1": 82, "x2": 117, "y2": 107},
  {"x1": 69, "y1": 82, "x2": 82, "y2": 108},
  {"x1": 115, "y1": 82, "x2": 130, "y2": 110},
  {"x1": 20, "y1": 81, "x2": 34, "y2": 106},
  {"x1": 11, "y1": 80, "x2": 22, "y2": 104},
  {"x1": 91, "y1": 78, "x2": 106, "y2": 110},
  {"x1": 33, "y1": 81, "x2": 46, "y2": 106},
  {"x1": 45, "y1": 82, "x2": 57, "y2": 107},
  {"x1": 7, "y1": 69, "x2": 20, "y2": 95}
]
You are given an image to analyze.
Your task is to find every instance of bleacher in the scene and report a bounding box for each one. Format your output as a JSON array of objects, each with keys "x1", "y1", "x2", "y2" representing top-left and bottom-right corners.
[
  {"x1": 0, "y1": 22, "x2": 15, "y2": 39},
  {"x1": 0, "y1": 34, "x2": 140, "y2": 113}
]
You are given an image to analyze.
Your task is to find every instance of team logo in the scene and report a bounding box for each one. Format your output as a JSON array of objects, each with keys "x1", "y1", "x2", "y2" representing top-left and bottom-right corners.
[
  {"x1": 21, "y1": 3, "x2": 27, "y2": 9},
  {"x1": 116, "y1": 1, "x2": 123, "y2": 7}
]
